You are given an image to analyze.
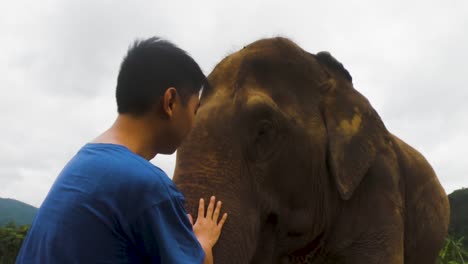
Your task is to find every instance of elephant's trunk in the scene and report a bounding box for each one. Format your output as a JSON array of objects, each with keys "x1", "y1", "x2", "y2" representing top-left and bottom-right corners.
[{"x1": 174, "y1": 125, "x2": 260, "y2": 263}]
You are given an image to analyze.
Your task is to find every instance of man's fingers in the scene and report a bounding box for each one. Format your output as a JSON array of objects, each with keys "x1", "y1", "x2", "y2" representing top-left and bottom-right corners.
[
  {"x1": 198, "y1": 198, "x2": 205, "y2": 218},
  {"x1": 213, "y1": 201, "x2": 222, "y2": 221},
  {"x1": 218, "y1": 213, "x2": 228, "y2": 228},
  {"x1": 187, "y1": 214, "x2": 193, "y2": 226},
  {"x1": 206, "y1": 196, "x2": 216, "y2": 218}
]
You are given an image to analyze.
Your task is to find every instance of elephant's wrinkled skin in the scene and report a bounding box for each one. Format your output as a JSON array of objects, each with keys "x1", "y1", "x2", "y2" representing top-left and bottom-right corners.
[{"x1": 173, "y1": 38, "x2": 449, "y2": 263}]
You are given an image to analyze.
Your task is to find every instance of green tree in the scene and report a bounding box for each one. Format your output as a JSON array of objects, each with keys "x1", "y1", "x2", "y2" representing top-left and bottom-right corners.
[{"x1": 0, "y1": 222, "x2": 29, "y2": 264}]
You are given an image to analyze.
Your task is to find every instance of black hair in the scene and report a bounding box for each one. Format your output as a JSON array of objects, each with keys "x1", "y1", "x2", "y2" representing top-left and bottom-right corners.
[{"x1": 116, "y1": 37, "x2": 206, "y2": 115}]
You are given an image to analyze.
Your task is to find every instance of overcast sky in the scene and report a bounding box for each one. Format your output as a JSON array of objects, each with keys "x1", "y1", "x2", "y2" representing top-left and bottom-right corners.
[{"x1": 1, "y1": 0, "x2": 467, "y2": 207}]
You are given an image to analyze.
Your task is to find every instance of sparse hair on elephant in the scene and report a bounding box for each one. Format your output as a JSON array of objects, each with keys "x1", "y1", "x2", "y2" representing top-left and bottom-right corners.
[
  {"x1": 315, "y1": 51, "x2": 352, "y2": 82},
  {"x1": 174, "y1": 37, "x2": 450, "y2": 264}
]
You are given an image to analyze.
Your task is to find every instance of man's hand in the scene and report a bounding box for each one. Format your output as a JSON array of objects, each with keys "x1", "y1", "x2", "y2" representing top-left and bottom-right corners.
[{"x1": 188, "y1": 196, "x2": 228, "y2": 250}]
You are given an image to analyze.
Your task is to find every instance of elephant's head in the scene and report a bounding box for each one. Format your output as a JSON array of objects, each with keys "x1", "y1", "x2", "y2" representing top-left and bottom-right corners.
[{"x1": 173, "y1": 37, "x2": 389, "y2": 263}]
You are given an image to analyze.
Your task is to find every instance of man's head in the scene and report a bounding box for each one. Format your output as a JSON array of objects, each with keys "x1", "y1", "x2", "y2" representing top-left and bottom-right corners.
[{"x1": 116, "y1": 37, "x2": 205, "y2": 154}]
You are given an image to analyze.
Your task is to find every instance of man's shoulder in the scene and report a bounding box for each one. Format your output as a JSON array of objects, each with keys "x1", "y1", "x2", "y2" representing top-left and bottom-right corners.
[
  {"x1": 76, "y1": 143, "x2": 163, "y2": 177},
  {"x1": 73, "y1": 143, "x2": 180, "y2": 202}
]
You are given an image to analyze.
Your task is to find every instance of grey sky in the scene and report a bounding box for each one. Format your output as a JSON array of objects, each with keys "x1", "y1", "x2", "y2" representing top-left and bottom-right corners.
[{"x1": 1, "y1": 0, "x2": 467, "y2": 207}]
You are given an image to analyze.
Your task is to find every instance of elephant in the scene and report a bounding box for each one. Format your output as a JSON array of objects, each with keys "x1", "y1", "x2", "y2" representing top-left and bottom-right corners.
[{"x1": 173, "y1": 37, "x2": 450, "y2": 263}]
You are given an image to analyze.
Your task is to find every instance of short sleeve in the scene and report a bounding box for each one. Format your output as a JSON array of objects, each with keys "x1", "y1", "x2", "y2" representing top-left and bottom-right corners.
[{"x1": 129, "y1": 196, "x2": 205, "y2": 264}]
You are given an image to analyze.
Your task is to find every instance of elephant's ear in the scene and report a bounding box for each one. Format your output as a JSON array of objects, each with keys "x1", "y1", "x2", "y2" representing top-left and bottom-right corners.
[{"x1": 316, "y1": 51, "x2": 387, "y2": 200}]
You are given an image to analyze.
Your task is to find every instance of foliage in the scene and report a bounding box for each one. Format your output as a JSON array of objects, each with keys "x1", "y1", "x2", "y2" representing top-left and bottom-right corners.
[
  {"x1": 438, "y1": 235, "x2": 468, "y2": 264},
  {"x1": 0, "y1": 222, "x2": 29, "y2": 264},
  {"x1": 449, "y1": 188, "x2": 468, "y2": 249}
]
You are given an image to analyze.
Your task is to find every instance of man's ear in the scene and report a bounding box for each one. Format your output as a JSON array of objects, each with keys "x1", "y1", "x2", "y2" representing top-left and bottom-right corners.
[{"x1": 162, "y1": 87, "x2": 178, "y2": 118}]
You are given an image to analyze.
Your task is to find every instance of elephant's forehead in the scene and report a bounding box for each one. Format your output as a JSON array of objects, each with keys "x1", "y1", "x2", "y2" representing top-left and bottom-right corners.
[
  {"x1": 210, "y1": 85, "x2": 232, "y2": 99},
  {"x1": 245, "y1": 90, "x2": 275, "y2": 105},
  {"x1": 198, "y1": 86, "x2": 236, "y2": 117},
  {"x1": 202, "y1": 77, "x2": 322, "y2": 132},
  {"x1": 204, "y1": 84, "x2": 274, "y2": 106}
]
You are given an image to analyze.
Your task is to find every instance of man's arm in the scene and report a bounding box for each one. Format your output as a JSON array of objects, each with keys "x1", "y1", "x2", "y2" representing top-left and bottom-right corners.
[
  {"x1": 202, "y1": 246, "x2": 214, "y2": 264},
  {"x1": 130, "y1": 197, "x2": 207, "y2": 264}
]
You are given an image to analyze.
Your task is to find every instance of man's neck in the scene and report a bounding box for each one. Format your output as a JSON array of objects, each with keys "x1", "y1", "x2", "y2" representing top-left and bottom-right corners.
[{"x1": 92, "y1": 114, "x2": 160, "y2": 160}]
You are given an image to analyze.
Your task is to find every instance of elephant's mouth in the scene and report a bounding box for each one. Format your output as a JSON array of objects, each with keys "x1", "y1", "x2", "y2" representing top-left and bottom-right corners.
[{"x1": 288, "y1": 231, "x2": 325, "y2": 257}]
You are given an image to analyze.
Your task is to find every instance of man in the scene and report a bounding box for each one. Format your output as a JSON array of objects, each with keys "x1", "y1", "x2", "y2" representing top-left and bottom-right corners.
[{"x1": 16, "y1": 37, "x2": 227, "y2": 264}]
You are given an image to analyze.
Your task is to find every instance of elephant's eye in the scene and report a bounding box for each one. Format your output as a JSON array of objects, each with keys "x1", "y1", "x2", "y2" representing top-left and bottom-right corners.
[
  {"x1": 243, "y1": 102, "x2": 284, "y2": 162},
  {"x1": 258, "y1": 121, "x2": 271, "y2": 137},
  {"x1": 250, "y1": 120, "x2": 278, "y2": 162},
  {"x1": 255, "y1": 120, "x2": 274, "y2": 142}
]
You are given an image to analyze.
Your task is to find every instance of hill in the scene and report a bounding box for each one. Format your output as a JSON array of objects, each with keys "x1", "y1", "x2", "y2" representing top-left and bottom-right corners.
[
  {"x1": 0, "y1": 198, "x2": 37, "y2": 226},
  {"x1": 448, "y1": 187, "x2": 468, "y2": 247}
]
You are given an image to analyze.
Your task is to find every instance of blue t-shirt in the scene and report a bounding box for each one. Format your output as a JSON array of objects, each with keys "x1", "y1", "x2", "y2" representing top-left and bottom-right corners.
[{"x1": 16, "y1": 143, "x2": 205, "y2": 264}]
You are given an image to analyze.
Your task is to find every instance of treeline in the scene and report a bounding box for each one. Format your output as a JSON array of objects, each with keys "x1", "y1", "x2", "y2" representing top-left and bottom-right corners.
[
  {"x1": 0, "y1": 222, "x2": 29, "y2": 264},
  {"x1": 1, "y1": 186, "x2": 468, "y2": 263}
]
